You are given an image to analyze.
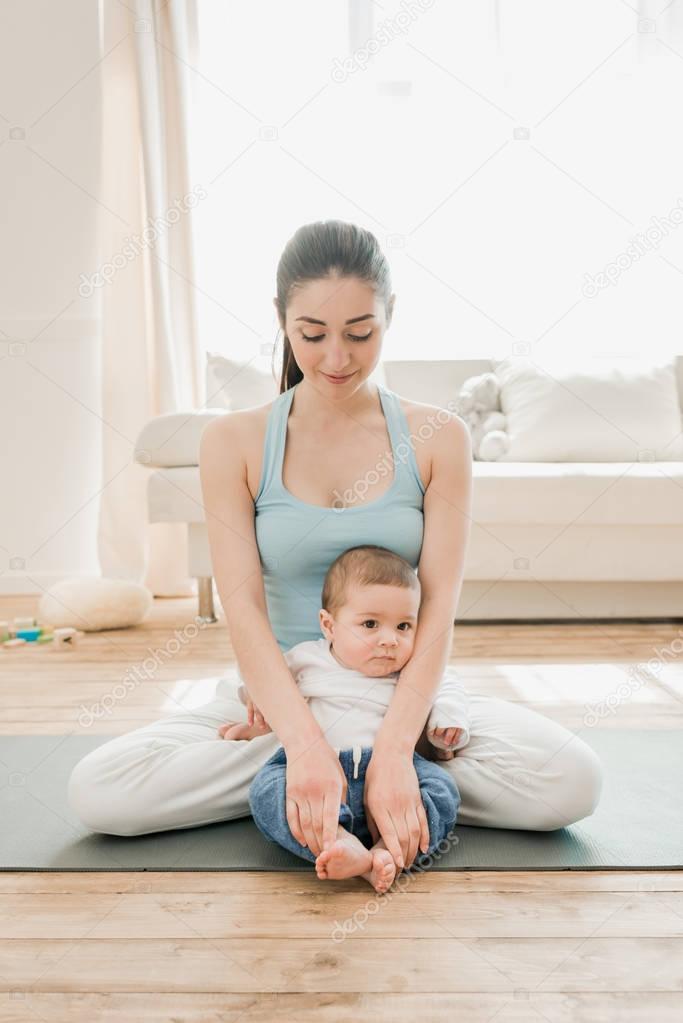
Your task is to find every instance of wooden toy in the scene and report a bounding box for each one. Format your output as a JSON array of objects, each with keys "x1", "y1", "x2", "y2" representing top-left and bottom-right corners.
[
  {"x1": 53, "y1": 627, "x2": 84, "y2": 648},
  {"x1": 13, "y1": 616, "x2": 35, "y2": 629}
]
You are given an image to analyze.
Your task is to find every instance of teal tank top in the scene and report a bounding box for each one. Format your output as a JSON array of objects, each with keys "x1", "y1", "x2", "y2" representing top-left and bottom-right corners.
[{"x1": 254, "y1": 382, "x2": 425, "y2": 652}]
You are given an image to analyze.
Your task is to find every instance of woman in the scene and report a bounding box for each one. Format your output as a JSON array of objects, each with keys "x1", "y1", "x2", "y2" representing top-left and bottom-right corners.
[{"x1": 68, "y1": 221, "x2": 602, "y2": 867}]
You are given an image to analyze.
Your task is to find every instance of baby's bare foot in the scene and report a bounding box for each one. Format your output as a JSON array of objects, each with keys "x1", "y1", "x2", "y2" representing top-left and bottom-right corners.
[
  {"x1": 366, "y1": 848, "x2": 396, "y2": 893},
  {"x1": 315, "y1": 838, "x2": 373, "y2": 882}
]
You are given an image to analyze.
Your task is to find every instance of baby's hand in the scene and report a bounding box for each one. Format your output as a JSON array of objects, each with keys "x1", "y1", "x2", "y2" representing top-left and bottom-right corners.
[
  {"x1": 218, "y1": 719, "x2": 273, "y2": 741},
  {"x1": 218, "y1": 698, "x2": 272, "y2": 741},
  {"x1": 428, "y1": 726, "x2": 464, "y2": 760}
]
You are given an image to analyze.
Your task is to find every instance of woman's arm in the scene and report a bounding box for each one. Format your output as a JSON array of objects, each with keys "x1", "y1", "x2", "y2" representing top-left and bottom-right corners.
[
  {"x1": 363, "y1": 412, "x2": 473, "y2": 866},
  {"x1": 199, "y1": 412, "x2": 346, "y2": 853}
]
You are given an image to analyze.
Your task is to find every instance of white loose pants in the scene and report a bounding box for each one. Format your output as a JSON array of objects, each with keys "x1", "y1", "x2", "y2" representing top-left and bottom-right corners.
[{"x1": 67, "y1": 676, "x2": 603, "y2": 838}]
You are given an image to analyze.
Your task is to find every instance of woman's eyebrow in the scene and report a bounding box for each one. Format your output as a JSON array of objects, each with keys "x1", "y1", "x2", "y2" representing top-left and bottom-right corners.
[{"x1": 294, "y1": 314, "x2": 375, "y2": 325}]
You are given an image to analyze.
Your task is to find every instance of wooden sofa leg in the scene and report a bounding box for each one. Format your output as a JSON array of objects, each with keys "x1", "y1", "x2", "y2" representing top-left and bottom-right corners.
[{"x1": 197, "y1": 577, "x2": 218, "y2": 624}]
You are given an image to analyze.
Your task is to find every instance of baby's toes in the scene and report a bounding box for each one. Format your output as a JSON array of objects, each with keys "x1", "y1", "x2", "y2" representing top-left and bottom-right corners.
[
  {"x1": 371, "y1": 849, "x2": 396, "y2": 892},
  {"x1": 315, "y1": 850, "x2": 330, "y2": 878}
]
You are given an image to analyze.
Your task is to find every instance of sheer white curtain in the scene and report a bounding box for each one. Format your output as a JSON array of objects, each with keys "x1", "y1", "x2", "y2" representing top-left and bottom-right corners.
[{"x1": 97, "y1": 0, "x2": 203, "y2": 595}]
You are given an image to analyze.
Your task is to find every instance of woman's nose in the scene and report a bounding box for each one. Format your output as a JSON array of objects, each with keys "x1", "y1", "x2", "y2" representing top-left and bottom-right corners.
[{"x1": 325, "y1": 339, "x2": 352, "y2": 371}]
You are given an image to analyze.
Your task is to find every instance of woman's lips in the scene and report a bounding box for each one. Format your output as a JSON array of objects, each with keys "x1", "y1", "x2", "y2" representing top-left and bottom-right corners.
[{"x1": 321, "y1": 371, "x2": 357, "y2": 384}]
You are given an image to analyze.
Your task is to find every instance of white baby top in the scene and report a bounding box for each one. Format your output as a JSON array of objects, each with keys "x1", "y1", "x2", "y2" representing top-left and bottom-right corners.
[{"x1": 237, "y1": 638, "x2": 470, "y2": 768}]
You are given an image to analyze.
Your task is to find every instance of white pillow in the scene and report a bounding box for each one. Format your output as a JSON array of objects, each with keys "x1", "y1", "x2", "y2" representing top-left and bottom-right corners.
[
  {"x1": 206, "y1": 352, "x2": 387, "y2": 410},
  {"x1": 494, "y1": 357, "x2": 683, "y2": 462},
  {"x1": 206, "y1": 353, "x2": 277, "y2": 410}
]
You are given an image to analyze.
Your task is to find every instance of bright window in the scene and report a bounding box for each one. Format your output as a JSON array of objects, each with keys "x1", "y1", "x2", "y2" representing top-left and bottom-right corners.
[{"x1": 191, "y1": 2, "x2": 683, "y2": 368}]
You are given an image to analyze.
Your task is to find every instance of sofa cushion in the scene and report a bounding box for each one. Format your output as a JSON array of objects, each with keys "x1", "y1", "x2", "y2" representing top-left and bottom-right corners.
[
  {"x1": 206, "y1": 353, "x2": 278, "y2": 410},
  {"x1": 495, "y1": 357, "x2": 683, "y2": 461},
  {"x1": 134, "y1": 409, "x2": 224, "y2": 468},
  {"x1": 473, "y1": 460, "x2": 683, "y2": 525}
]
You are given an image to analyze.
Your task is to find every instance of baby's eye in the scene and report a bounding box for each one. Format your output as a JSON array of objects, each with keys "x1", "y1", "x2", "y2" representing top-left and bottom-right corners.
[
  {"x1": 362, "y1": 619, "x2": 378, "y2": 629},
  {"x1": 398, "y1": 622, "x2": 411, "y2": 631}
]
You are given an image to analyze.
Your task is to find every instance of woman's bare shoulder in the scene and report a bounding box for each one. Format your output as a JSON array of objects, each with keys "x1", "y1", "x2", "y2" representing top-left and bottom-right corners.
[
  {"x1": 200, "y1": 400, "x2": 276, "y2": 501},
  {"x1": 390, "y1": 391, "x2": 470, "y2": 491},
  {"x1": 201, "y1": 399, "x2": 274, "y2": 445},
  {"x1": 394, "y1": 393, "x2": 469, "y2": 440}
]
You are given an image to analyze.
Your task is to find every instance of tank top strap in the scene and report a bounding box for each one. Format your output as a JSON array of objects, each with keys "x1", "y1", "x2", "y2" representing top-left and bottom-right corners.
[
  {"x1": 254, "y1": 385, "x2": 297, "y2": 504},
  {"x1": 377, "y1": 384, "x2": 425, "y2": 496}
]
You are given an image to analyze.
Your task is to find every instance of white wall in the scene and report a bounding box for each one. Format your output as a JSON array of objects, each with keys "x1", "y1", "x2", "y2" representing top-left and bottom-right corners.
[{"x1": 0, "y1": 0, "x2": 102, "y2": 594}]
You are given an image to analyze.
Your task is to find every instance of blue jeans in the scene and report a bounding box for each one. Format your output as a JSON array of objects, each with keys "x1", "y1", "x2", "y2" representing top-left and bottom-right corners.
[{"x1": 248, "y1": 746, "x2": 460, "y2": 866}]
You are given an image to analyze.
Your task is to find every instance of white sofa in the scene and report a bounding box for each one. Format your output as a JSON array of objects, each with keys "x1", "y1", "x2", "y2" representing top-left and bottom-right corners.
[{"x1": 135, "y1": 358, "x2": 683, "y2": 622}]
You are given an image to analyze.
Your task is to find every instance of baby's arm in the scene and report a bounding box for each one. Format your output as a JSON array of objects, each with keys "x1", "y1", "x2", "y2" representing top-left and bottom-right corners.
[{"x1": 426, "y1": 672, "x2": 471, "y2": 752}]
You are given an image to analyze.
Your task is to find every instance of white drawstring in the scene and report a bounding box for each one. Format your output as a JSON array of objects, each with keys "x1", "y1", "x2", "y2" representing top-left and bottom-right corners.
[{"x1": 352, "y1": 744, "x2": 362, "y2": 779}]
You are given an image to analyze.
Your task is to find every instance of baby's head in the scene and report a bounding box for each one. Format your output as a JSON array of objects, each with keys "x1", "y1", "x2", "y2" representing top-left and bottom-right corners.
[{"x1": 319, "y1": 545, "x2": 421, "y2": 676}]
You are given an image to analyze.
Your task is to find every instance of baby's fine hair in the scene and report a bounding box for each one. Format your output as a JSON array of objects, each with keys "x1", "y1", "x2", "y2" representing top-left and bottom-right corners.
[{"x1": 321, "y1": 545, "x2": 420, "y2": 617}]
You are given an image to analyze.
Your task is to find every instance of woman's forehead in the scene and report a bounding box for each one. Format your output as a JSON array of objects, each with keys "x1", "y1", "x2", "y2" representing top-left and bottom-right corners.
[{"x1": 288, "y1": 276, "x2": 380, "y2": 318}]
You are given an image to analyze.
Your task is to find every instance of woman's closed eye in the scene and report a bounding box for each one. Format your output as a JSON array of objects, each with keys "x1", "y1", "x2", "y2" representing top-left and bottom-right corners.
[{"x1": 302, "y1": 331, "x2": 372, "y2": 342}]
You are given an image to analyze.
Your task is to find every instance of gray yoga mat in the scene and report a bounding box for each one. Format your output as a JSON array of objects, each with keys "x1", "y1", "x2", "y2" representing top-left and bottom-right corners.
[{"x1": 1, "y1": 730, "x2": 681, "y2": 871}]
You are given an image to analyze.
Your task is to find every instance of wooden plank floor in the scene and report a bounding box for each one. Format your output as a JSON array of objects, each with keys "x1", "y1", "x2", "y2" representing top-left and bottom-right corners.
[{"x1": 1, "y1": 594, "x2": 682, "y2": 1021}]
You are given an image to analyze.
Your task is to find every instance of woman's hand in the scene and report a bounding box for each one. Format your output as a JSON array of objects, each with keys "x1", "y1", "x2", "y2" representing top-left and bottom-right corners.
[
  {"x1": 363, "y1": 747, "x2": 431, "y2": 870},
  {"x1": 284, "y1": 739, "x2": 348, "y2": 857}
]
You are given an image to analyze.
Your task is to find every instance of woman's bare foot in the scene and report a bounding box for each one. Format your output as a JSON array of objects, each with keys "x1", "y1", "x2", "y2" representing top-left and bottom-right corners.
[
  {"x1": 316, "y1": 835, "x2": 372, "y2": 883},
  {"x1": 217, "y1": 720, "x2": 272, "y2": 741}
]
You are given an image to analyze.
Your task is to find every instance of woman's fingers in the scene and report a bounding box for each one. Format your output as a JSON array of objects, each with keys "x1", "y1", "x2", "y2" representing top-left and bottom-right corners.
[
  {"x1": 311, "y1": 799, "x2": 325, "y2": 856},
  {"x1": 395, "y1": 810, "x2": 413, "y2": 868},
  {"x1": 322, "y1": 791, "x2": 339, "y2": 852},
  {"x1": 404, "y1": 805, "x2": 422, "y2": 868},
  {"x1": 417, "y1": 800, "x2": 431, "y2": 854},
  {"x1": 247, "y1": 700, "x2": 254, "y2": 727},
  {"x1": 286, "y1": 796, "x2": 305, "y2": 847},
  {"x1": 365, "y1": 805, "x2": 380, "y2": 846},
  {"x1": 298, "y1": 799, "x2": 321, "y2": 856},
  {"x1": 284, "y1": 744, "x2": 345, "y2": 858},
  {"x1": 373, "y1": 808, "x2": 404, "y2": 869}
]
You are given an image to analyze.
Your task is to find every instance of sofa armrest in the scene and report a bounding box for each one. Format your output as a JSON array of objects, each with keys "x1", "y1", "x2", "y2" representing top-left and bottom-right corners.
[{"x1": 134, "y1": 408, "x2": 226, "y2": 468}]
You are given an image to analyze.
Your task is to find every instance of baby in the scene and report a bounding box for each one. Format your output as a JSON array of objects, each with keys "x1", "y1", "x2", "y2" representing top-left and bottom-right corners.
[{"x1": 218, "y1": 544, "x2": 470, "y2": 894}]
